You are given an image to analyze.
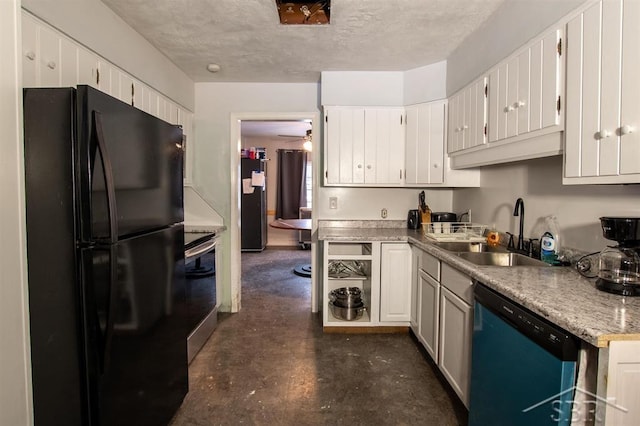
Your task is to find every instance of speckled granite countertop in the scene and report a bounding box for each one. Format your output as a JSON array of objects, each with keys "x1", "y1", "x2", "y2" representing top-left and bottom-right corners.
[
  {"x1": 318, "y1": 221, "x2": 640, "y2": 348},
  {"x1": 184, "y1": 224, "x2": 226, "y2": 234}
]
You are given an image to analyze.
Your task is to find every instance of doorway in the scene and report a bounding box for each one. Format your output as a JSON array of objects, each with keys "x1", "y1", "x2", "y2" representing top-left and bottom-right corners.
[{"x1": 229, "y1": 112, "x2": 320, "y2": 313}]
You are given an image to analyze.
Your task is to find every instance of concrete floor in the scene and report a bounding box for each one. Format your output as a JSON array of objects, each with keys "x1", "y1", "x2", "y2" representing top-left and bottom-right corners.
[{"x1": 170, "y1": 248, "x2": 464, "y2": 425}]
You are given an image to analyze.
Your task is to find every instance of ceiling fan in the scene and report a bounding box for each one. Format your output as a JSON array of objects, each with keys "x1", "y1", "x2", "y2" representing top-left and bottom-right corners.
[{"x1": 278, "y1": 129, "x2": 313, "y2": 151}]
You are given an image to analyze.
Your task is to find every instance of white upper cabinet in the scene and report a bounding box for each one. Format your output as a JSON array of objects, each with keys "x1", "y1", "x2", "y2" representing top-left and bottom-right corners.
[
  {"x1": 407, "y1": 100, "x2": 481, "y2": 187},
  {"x1": 405, "y1": 100, "x2": 445, "y2": 185},
  {"x1": 450, "y1": 24, "x2": 564, "y2": 169},
  {"x1": 324, "y1": 106, "x2": 404, "y2": 186},
  {"x1": 448, "y1": 76, "x2": 487, "y2": 153},
  {"x1": 564, "y1": 0, "x2": 640, "y2": 184},
  {"x1": 488, "y1": 26, "x2": 564, "y2": 144}
]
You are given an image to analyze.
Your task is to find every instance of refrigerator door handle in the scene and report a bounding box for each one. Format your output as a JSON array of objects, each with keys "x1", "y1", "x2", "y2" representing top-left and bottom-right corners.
[
  {"x1": 101, "y1": 244, "x2": 118, "y2": 372},
  {"x1": 93, "y1": 111, "x2": 118, "y2": 244}
]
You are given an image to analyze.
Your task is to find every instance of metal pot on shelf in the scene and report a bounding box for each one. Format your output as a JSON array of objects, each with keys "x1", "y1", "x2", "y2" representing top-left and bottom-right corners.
[{"x1": 329, "y1": 287, "x2": 366, "y2": 320}]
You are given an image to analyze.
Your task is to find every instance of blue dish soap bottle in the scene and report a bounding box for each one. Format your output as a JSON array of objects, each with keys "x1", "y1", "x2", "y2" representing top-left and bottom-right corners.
[{"x1": 540, "y1": 215, "x2": 560, "y2": 264}]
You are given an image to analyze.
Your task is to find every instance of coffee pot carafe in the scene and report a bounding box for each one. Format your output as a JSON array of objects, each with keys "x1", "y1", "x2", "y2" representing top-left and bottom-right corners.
[{"x1": 596, "y1": 217, "x2": 640, "y2": 296}]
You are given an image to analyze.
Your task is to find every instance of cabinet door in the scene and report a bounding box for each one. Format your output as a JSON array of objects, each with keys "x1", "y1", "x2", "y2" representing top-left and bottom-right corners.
[
  {"x1": 77, "y1": 47, "x2": 98, "y2": 88},
  {"x1": 619, "y1": 0, "x2": 640, "y2": 175},
  {"x1": 405, "y1": 101, "x2": 445, "y2": 185},
  {"x1": 605, "y1": 341, "x2": 640, "y2": 425},
  {"x1": 505, "y1": 57, "x2": 519, "y2": 138},
  {"x1": 565, "y1": 0, "x2": 640, "y2": 182},
  {"x1": 59, "y1": 38, "x2": 78, "y2": 87},
  {"x1": 364, "y1": 108, "x2": 404, "y2": 184},
  {"x1": 439, "y1": 286, "x2": 473, "y2": 407},
  {"x1": 418, "y1": 269, "x2": 439, "y2": 361},
  {"x1": 38, "y1": 25, "x2": 61, "y2": 87},
  {"x1": 324, "y1": 107, "x2": 365, "y2": 185},
  {"x1": 22, "y1": 13, "x2": 38, "y2": 87},
  {"x1": 379, "y1": 243, "x2": 411, "y2": 322},
  {"x1": 447, "y1": 90, "x2": 463, "y2": 153},
  {"x1": 97, "y1": 60, "x2": 116, "y2": 97},
  {"x1": 410, "y1": 247, "x2": 420, "y2": 332}
]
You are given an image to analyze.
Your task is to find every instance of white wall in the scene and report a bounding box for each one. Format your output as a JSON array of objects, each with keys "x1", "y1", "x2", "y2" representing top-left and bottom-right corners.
[
  {"x1": 321, "y1": 71, "x2": 404, "y2": 106},
  {"x1": 21, "y1": 0, "x2": 194, "y2": 110},
  {"x1": 1, "y1": 0, "x2": 32, "y2": 424},
  {"x1": 452, "y1": 156, "x2": 640, "y2": 253},
  {"x1": 403, "y1": 60, "x2": 447, "y2": 105},
  {"x1": 446, "y1": 0, "x2": 587, "y2": 95},
  {"x1": 194, "y1": 82, "x2": 320, "y2": 311},
  {"x1": 316, "y1": 187, "x2": 454, "y2": 221}
]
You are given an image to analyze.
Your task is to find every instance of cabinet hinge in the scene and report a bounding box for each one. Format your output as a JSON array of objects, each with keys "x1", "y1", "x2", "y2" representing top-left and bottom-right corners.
[
  {"x1": 400, "y1": 169, "x2": 403, "y2": 179},
  {"x1": 325, "y1": 115, "x2": 328, "y2": 123},
  {"x1": 400, "y1": 115, "x2": 403, "y2": 125},
  {"x1": 325, "y1": 170, "x2": 328, "y2": 179},
  {"x1": 96, "y1": 69, "x2": 100, "y2": 85},
  {"x1": 484, "y1": 124, "x2": 487, "y2": 136},
  {"x1": 131, "y1": 83, "x2": 135, "y2": 106},
  {"x1": 557, "y1": 38, "x2": 562, "y2": 56},
  {"x1": 557, "y1": 95, "x2": 561, "y2": 113},
  {"x1": 484, "y1": 84, "x2": 488, "y2": 97}
]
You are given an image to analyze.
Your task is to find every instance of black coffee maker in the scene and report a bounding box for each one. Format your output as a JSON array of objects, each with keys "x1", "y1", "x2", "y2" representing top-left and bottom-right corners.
[{"x1": 596, "y1": 217, "x2": 640, "y2": 296}]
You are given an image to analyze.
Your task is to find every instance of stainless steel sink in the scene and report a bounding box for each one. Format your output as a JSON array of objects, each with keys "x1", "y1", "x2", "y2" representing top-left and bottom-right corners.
[
  {"x1": 431, "y1": 241, "x2": 507, "y2": 253},
  {"x1": 456, "y1": 252, "x2": 549, "y2": 267}
]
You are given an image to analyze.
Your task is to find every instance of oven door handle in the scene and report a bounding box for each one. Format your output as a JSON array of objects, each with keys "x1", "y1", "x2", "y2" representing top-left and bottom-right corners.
[{"x1": 185, "y1": 239, "x2": 217, "y2": 261}]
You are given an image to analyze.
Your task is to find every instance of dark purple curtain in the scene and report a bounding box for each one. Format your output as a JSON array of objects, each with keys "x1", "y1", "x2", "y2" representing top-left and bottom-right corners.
[{"x1": 276, "y1": 149, "x2": 307, "y2": 219}]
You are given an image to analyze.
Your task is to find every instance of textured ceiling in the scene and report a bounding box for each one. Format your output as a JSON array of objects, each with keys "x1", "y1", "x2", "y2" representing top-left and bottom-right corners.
[{"x1": 101, "y1": 0, "x2": 506, "y2": 83}]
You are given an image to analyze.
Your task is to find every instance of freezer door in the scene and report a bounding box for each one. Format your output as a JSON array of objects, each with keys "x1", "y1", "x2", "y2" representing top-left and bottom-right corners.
[
  {"x1": 76, "y1": 85, "x2": 183, "y2": 243},
  {"x1": 82, "y1": 225, "x2": 188, "y2": 426}
]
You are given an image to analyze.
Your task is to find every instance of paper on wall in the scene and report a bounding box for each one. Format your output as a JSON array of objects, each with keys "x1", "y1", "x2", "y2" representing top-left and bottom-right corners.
[
  {"x1": 242, "y1": 178, "x2": 254, "y2": 194},
  {"x1": 251, "y1": 171, "x2": 265, "y2": 187}
]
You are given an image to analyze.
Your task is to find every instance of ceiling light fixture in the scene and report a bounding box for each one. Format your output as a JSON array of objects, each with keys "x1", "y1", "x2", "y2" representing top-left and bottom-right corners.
[{"x1": 206, "y1": 63, "x2": 221, "y2": 73}]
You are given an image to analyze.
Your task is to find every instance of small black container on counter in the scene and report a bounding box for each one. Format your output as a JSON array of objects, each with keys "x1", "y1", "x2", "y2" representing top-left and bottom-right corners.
[{"x1": 408, "y1": 209, "x2": 421, "y2": 229}]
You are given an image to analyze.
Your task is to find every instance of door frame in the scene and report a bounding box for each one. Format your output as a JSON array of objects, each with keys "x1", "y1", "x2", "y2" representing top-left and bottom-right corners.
[{"x1": 229, "y1": 112, "x2": 321, "y2": 312}]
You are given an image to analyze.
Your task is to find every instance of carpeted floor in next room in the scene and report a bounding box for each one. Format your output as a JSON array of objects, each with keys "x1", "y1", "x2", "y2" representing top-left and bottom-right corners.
[{"x1": 170, "y1": 247, "x2": 463, "y2": 425}]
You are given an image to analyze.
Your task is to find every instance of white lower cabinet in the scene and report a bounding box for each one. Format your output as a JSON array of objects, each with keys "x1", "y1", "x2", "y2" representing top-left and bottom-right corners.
[
  {"x1": 411, "y1": 247, "x2": 473, "y2": 407},
  {"x1": 438, "y1": 264, "x2": 473, "y2": 407},
  {"x1": 322, "y1": 241, "x2": 412, "y2": 327},
  {"x1": 379, "y1": 243, "x2": 412, "y2": 322},
  {"x1": 418, "y1": 269, "x2": 440, "y2": 361},
  {"x1": 438, "y1": 286, "x2": 473, "y2": 407}
]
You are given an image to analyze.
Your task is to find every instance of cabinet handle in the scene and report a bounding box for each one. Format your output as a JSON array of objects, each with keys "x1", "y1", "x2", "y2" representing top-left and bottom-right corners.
[
  {"x1": 516, "y1": 101, "x2": 525, "y2": 108},
  {"x1": 433, "y1": 163, "x2": 439, "y2": 169},
  {"x1": 505, "y1": 105, "x2": 514, "y2": 112},
  {"x1": 25, "y1": 51, "x2": 35, "y2": 60},
  {"x1": 47, "y1": 61, "x2": 56, "y2": 70},
  {"x1": 620, "y1": 125, "x2": 635, "y2": 136},
  {"x1": 598, "y1": 129, "x2": 612, "y2": 139},
  {"x1": 367, "y1": 165, "x2": 372, "y2": 170},
  {"x1": 463, "y1": 125, "x2": 468, "y2": 130},
  {"x1": 357, "y1": 164, "x2": 362, "y2": 169}
]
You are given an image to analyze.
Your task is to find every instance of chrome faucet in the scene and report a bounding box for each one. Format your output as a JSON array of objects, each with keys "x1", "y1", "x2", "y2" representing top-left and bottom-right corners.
[{"x1": 513, "y1": 198, "x2": 525, "y2": 252}]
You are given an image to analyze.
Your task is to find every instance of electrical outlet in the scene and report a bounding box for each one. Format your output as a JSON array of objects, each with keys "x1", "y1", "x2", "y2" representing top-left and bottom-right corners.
[
  {"x1": 381, "y1": 208, "x2": 388, "y2": 218},
  {"x1": 329, "y1": 197, "x2": 338, "y2": 209}
]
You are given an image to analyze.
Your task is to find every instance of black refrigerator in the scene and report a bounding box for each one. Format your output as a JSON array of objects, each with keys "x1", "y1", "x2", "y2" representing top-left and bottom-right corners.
[
  {"x1": 241, "y1": 158, "x2": 267, "y2": 251},
  {"x1": 23, "y1": 86, "x2": 188, "y2": 426}
]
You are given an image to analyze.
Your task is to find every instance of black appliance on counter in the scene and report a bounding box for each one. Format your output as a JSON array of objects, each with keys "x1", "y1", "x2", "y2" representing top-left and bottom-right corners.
[
  {"x1": 596, "y1": 217, "x2": 640, "y2": 296},
  {"x1": 241, "y1": 158, "x2": 267, "y2": 251},
  {"x1": 23, "y1": 86, "x2": 188, "y2": 425},
  {"x1": 407, "y1": 209, "x2": 421, "y2": 229}
]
